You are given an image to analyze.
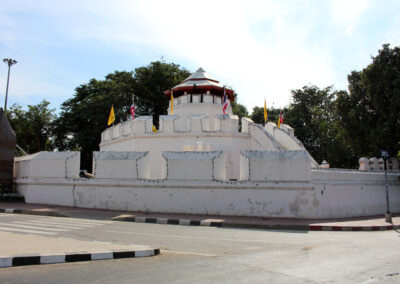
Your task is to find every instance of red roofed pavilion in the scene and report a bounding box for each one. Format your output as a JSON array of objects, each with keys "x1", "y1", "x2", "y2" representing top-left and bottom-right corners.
[{"x1": 164, "y1": 68, "x2": 235, "y2": 102}]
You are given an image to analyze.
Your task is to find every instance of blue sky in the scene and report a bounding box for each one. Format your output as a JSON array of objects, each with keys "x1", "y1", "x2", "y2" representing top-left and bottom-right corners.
[{"x1": 1, "y1": 0, "x2": 399, "y2": 113}]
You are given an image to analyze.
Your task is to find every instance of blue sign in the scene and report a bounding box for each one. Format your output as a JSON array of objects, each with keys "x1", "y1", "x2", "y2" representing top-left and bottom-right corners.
[{"x1": 380, "y1": 150, "x2": 389, "y2": 159}]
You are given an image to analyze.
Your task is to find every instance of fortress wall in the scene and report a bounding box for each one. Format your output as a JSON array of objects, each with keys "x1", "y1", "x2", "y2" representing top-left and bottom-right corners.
[
  {"x1": 240, "y1": 150, "x2": 311, "y2": 182},
  {"x1": 14, "y1": 152, "x2": 400, "y2": 218},
  {"x1": 15, "y1": 170, "x2": 400, "y2": 218},
  {"x1": 247, "y1": 122, "x2": 281, "y2": 151},
  {"x1": 14, "y1": 151, "x2": 80, "y2": 206},
  {"x1": 93, "y1": 151, "x2": 150, "y2": 179},
  {"x1": 14, "y1": 151, "x2": 80, "y2": 179},
  {"x1": 162, "y1": 150, "x2": 227, "y2": 181},
  {"x1": 311, "y1": 169, "x2": 400, "y2": 218},
  {"x1": 101, "y1": 134, "x2": 251, "y2": 180}
]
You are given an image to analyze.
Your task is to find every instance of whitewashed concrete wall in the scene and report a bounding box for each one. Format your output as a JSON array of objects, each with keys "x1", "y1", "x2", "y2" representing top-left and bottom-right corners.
[
  {"x1": 159, "y1": 115, "x2": 180, "y2": 133},
  {"x1": 15, "y1": 169, "x2": 400, "y2": 218},
  {"x1": 162, "y1": 150, "x2": 226, "y2": 181},
  {"x1": 245, "y1": 120, "x2": 281, "y2": 151},
  {"x1": 168, "y1": 94, "x2": 233, "y2": 131},
  {"x1": 240, "y1": 150, "x2": 311, "y2": 181},
  {"x1": 14, "y1": 151, "x2": 80, "y2": 179},
  {"x1": 311, "y1": 169, "x2": 400, "y2": 218},
  {"x1": 93, "y1": 151, "x2": 150, "y2": 179},
  {"x1": 215, "y1": 114, "x2": 239, "y2": 133},
  {"x1": 101, "y1": 133, "x2": 252, "y2": 180}
]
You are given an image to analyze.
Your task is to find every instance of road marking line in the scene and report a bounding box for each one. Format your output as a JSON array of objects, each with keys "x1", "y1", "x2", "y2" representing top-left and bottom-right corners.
[
  {"x1": 105, "y1": 230, "x2": 297, "y2": 244},
  {"x1": 161, "y1": 250, "x2": 217, "y2": 257},
  {"x1": 0, "y1": 226, "x2": 57, "y2": 235},
  {"x1": 32, "y1": 219, "x2": 100, "y2": 226},
  {"x1": 17, "y1": 220, "x2": 94, "y2": 229},
  {"x1": 0, "y1": 222, "x2": 68, "y2": 232},
  {"x1": 43, "y1": 218, "x2": 112, "y2": 225}
]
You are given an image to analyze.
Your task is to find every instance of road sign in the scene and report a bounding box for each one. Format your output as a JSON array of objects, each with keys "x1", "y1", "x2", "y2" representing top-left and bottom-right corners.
[{"x1": 380, "y1": 150, "x2": 389, "y2": 160}]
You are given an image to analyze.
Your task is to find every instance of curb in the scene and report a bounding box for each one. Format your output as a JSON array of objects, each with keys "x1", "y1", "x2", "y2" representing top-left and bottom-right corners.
[
  {"x1": 0, "y1": 248, "x2": 160, "y2": 268},
  {"x1": 0, "y1": 208, "x2": 66, "y2": 217},
  {"x1": 111, "y1": 215, "x2": 400, "y2": 232},
  {"x1": 1, "y1": 208, "x2": 398, "y2": 232}
]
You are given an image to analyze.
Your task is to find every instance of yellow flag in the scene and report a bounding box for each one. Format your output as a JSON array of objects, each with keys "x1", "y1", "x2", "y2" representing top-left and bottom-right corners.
[
  {"x1": 264, "y1": 98, "x2": 267, "y2": 123},
  {"x1": 108, "y1": 105, "x2": 115, "y2": 126},
  {"x1": 171, "y1": 91, "x2": 174, "y2": 115},
  {"x1": 277, "y1": 110, "x2": 282, "y2": 128}
]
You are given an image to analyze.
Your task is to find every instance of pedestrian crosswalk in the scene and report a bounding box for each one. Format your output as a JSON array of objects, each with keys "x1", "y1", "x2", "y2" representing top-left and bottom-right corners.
[{"x1": 0, "y1": 217, "x2": 112, "y2": 236}]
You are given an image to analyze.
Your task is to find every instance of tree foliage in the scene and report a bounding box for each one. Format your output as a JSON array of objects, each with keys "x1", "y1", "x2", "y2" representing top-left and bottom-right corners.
[
  {"x1": 251, "y1": 106, "x2": 284, "y2": 125},
  {"x1": 132, "y1": 61, "x2": 190, "y2": 126},
  {"x1": 53, "y1": 61, "x2": 190, "y2": 170},
  {"x1": 6, "y1": 100, "x2": 55, "y2": 154},
  {"x1": 231, "y1": 100, "x2": 248, "y2": 121},
  {"x1": 285, "y1": 86, "x2": 355, "y2": 168},
  {"x1": 336, "y1": 44, "x2": 400, "y2": 159}
]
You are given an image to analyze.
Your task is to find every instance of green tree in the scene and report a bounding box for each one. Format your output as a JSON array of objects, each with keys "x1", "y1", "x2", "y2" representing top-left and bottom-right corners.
[
  {"x1": 337, "y1": 44, "x2": 400, "y2": 159},
  {"x1": 250, "y1": 106, "x2": 283, "y2": 125},
  {"x1": 133, "y1": 61, "x2": 191, "y2": 126},
  {"x1": 53, "y1": 61, "x2": 190, "y2": 171},
  {"x1": 231, "y1": 100, "x2": 248, "y2": 121},
  {"x1": 6, "y1": 100, "x2": 56, "y2": 154},
  {"x1": 284, "y1": 85, "x2": 354, "y2": 167}
]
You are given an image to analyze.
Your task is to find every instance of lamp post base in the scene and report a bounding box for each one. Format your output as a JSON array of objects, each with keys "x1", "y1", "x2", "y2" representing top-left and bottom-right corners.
[{"x1": 385, "y1": 213, "x2": 392, "y2": 223}]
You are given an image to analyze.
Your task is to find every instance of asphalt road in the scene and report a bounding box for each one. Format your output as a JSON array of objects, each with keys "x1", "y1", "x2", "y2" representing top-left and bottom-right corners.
[{"x1": 0, "y1": 214, "x2": 399, "y2": 283}]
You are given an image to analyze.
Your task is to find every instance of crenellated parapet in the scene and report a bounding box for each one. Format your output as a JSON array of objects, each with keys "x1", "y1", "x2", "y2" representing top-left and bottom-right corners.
[
  {"x1": 359, "y1": 157, "x2": 399, "y2": 172},
  {"x1": 101, "y1": 116, "x2": 154, "y2": 143},
  {"x1": 101, "y1": 113, "x2": 241, "y2": 144}
]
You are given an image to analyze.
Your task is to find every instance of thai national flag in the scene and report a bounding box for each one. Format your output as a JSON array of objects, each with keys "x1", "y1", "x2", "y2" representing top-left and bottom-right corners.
[
  {"x1": 130, "y1": 95, "x2": 135, "y2": 120},
  {"x1": 222, "y1": 87, "x2": 228, "y2": 115}
]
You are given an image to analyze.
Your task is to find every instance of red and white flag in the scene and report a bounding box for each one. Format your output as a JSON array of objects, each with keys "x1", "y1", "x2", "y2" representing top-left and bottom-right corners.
[
  {"x1": 222, "y1": 87, "x2": 228, "y2": 115},
  {"x1": 130, "y1": 95, "x2": 135, "y2": 120},
  {"x1": 277, "y1": 110, "x2": 284, "y2": 128}
]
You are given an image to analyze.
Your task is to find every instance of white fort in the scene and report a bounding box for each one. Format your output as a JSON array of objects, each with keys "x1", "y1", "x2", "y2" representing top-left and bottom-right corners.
[
  {"x1": 14, "y1": 68, "x2": 400, "y2": 219},
  {"x1": 100, "y1": 68, "x2": 317, "y2": 180}
]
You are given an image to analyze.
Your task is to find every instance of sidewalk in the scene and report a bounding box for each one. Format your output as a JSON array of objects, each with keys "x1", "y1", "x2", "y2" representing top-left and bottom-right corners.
[
  {"x1": 0, "y1": 202, "x2": 162, "y2": 268},
  {"x1": 1, "y1": 202, "x2": 399, "y2": 232}
]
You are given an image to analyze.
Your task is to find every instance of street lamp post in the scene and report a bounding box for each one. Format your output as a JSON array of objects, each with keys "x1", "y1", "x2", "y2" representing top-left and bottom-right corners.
[
  {"x1": 380, "y1": 150, "x2": 391, "y2": 223},
  {"x1": 3, "y1": 58, "x2": 17, "y2": 111}
]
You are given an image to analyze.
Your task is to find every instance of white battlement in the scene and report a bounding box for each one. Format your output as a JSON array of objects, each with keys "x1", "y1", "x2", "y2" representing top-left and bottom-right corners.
[
  {"x1": 14, "y1": 151, "x2": 80, "y2": 179},
  {"x1": 93, "y1": 151, "x2": 150, "y2": 179},
  {"x1": 102, "y1": 116, "x2": 154, "y2": 142},
  {"x1": 159, "y1": 115, "x2": 180, "y2": 133},
  {"x1": 215, "y1": 114, "x2": 239, "y2": 133},
  {"x1": 359, "y1": 157, "x2": 399, "y2": 171},
  {"x1": 240, "y1": 150, "x2": 311, "y2": 181},
  {"x1": 162, "y1": 150, "x2": 227, "y2": 181}
]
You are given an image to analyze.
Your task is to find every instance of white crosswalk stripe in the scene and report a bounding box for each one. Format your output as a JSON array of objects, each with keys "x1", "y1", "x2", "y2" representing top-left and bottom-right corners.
[{"x1": 0, "y1": 217, "x2": 111, "y2": 236}]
